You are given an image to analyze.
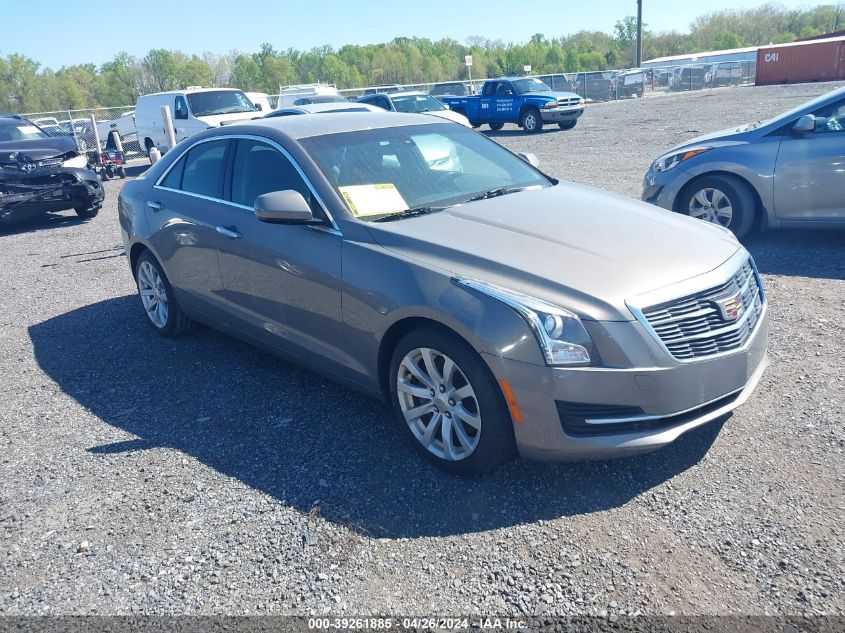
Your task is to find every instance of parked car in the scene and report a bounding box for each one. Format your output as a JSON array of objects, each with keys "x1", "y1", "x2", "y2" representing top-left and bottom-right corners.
[
  {"x1": 430, "y1": 82, "x2": 474, "y2": 97},
  {"x1": 135, "y1": 88, "x2": 259, "y2": 156},
  {"x1": 96, "y1": 110, "x2": 138, "y2": 149},
  {"x1": 358, "y1": 91, "x2": 471, "y2": 127},
  {"x1": 292, "y1": 95, "x2": 348, "y2": 106},
  {"x1": 363, "y1": 84, "x2": 405, "y2": 95},
  {"x1": 643, "y1": 86, "x2": 845, "y2": 238},
  {"x1": 0, "y1": 116, "x2": 103, "y2": 224},
  {"x1": 118, "y1": 112, "x2": 768, "y2": 474},
  {"x1": 571, "y1": 72, "x2": 615, "y2": 101},
  {"x1": 670, "y1": 66, "x2": 708, "y2": 91},
  {"x1": 277, "y1": 84, "x2": 340, "y2": 108},
  {"x1": 244, "y1": 92, "x2": 274, "y2": 113},
  {"x1": 655, "y1": 70, "x2": 671, "y2": 87},
  {"x1": 262, "y1": 103, "x2": 383, "y2": 118},
  {"x1": 612, "y1": 69, "x2": 646, "y2": 98},
  {"x1": 31, "y1": 117, "x2": 59, "y2": 127},
  {"x1": 705, "y1": 62, "x2": 743, "y2": 87},
  {"x1": 441, "y1": 77, "x2": 584, "y2": 132}
]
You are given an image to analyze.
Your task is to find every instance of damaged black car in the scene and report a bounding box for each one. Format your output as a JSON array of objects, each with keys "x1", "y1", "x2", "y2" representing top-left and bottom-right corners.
[{"x1": 1, "y1": 116, "x2": 104, "y2": 225}]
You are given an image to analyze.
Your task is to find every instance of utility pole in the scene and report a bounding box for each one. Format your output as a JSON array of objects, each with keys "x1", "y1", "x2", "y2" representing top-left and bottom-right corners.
[{"x1": 636, "y1": 0, "x2": 643, "y2": 67}]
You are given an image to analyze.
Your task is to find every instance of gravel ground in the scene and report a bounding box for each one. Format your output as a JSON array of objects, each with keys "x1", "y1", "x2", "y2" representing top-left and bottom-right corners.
[{"x1": 0, "y1": 82, "x2": 843, "y2": 617}]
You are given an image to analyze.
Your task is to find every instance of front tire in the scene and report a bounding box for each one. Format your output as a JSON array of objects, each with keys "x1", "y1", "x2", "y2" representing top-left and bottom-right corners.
[
  {"x1": 74, "y1": 202, "x2": 100, "y2": 219},
  {"x1": 389, "y1": 325, "x2": 516, "y2": 475},
  {"x1": 520, "y1": 108, "x2": 543, "y2": 134},
  {"x1": 679, "y1": 175, "x2": 756, "y2": 238},
  {"x1": 558, "y1": 120, "x2": 577, "y2": 130},
  {"x1": 134, "y1": 251, "x2": 195, "y2": 337}
]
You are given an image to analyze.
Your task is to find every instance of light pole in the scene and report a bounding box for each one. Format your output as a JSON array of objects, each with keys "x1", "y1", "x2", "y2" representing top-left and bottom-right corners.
[{"x1": 636, "y1": 0, "x2": 643, "y2": 67}]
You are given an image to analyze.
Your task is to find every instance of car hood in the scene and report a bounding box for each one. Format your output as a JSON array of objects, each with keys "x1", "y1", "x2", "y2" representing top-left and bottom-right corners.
[
  {"x1": 367, "y1": 183, "x2": 741, "y2": 322},
  {"x1": 0, "y1": 136, "x2": 78, "y2": 164},
  {"x1": 524, "y1": 91, "x2": 581, "y2": 100},
  {"x1": 425, "y1": 109, "x2": 472, "y2": 127},
  {"x1": 669, "y1": 126, "x2": 750, "y2": 151}
]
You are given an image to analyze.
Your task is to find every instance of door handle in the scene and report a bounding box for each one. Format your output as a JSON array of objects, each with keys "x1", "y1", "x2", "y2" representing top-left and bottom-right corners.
[
  {"x1": 216, "y1": 225, "x2": 242, "y2": 239},
  {"x1": 146, "y1": 200, "x2": 163, "y2": 211}
]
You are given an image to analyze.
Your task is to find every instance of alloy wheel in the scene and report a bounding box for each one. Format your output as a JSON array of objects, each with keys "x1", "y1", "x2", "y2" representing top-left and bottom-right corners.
[
  {"x1": 137, "y1": 261, "x2": 169, "y2": 328},
  {"x1": 396, "y1": 347, "x2": 481, "y2": 462},
  {"x1": 688, "y1": 187, "x2": 733, "y2": 227}
]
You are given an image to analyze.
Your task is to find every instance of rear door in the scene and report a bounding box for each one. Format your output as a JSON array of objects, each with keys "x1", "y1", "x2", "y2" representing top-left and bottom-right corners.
[
  {"x1": 215, "y1": 137, "x2": 345, "y2": 371},
  {"x1": 145, "y1": 138, "x2": 232, "y2": 324},
  {"x1": 774, "y1": 96, "x2": 845, "y2": 221}
]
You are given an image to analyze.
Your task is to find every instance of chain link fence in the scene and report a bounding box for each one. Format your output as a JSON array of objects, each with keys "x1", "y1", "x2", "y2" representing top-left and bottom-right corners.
[
  {"x1": 19, "y1": 61, "x2": 757, "y2": 155},
  {"x1": 19, "y1": 106, "x2": 143, "y2": 158}
]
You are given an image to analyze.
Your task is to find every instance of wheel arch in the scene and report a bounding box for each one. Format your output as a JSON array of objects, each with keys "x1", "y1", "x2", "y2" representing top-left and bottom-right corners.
[
  {"x1": 128, "y1": 241, "x2": 166, "y2": 280},
  {"x1": 377, "y1": 317, "x2": 475, "y2": 400},
  {"x1": 673, "y1": 170, "x2": 769, "y2": 231}
]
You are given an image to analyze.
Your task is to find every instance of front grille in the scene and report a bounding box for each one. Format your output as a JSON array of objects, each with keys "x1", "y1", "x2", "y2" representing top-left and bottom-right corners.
[
  {"x1": 557, "y1": 97, "x2": 581, "y2": 107},
  {"x1": 641, "y1": 259, "x2": 764, "y2": 360}
]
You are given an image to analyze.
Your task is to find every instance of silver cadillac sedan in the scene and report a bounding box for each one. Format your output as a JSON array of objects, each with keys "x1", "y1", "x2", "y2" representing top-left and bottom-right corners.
[{"x1": 118, "y1": 113, "x2": 769, "y2": 474}]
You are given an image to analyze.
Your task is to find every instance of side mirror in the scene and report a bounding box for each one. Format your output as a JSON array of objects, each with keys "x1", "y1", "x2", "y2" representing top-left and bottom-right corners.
[
  {"x1": 254, "y1": 104, "x2": 262, "y2": 111},
  {"x1": 254, "y1": 190, "x2": 314, "y2": 223},
  {"x1": 792, "y1": 114, "x2": 816, "y2": 134},
  {"x1": 518, "y1": 152, "x2": 540, "y2": 168}
]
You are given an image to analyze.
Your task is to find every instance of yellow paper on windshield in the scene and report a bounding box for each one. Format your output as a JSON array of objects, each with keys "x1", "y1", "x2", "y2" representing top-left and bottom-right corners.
[{"x1": 338, "y1": 184, "x2": 408, "y2": 217}]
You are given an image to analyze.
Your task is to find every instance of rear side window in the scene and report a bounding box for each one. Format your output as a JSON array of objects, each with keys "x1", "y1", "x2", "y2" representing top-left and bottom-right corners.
[
  {"x1": 230, "y1": 139, "x2": 310, "y2": 207},
  {"x1": 180, "y1": 140, "x2": 229, "y2": 198},
  {"x1": 160, "y1": 156, "x2": 185, "y2": 189}
]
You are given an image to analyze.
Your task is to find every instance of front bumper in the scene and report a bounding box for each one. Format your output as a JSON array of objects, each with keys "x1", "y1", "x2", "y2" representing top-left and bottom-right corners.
[
  {"x1": 641, "y1": 165, "x2": 693, "y2": 210},
  {"x1": 483, "y1": 310, "x2": 769, "y2": 461},
  {"x1": 541, "y1": 107, "x2": 584, "y2": 123},
  {"x1": 0, "y1": 168, "x2": 103, "y2": 223}
]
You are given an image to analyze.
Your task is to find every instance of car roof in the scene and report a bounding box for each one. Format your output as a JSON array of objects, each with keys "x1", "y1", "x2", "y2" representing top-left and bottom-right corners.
[
  {"x1": 366, "y1": 90, "x2": 428, "y2": 98},
  {"x1": 139, "y1": 88, "x2": 243, "y2": 97},
  {"x1": 0, "y1": 117, "x2": 30, "y2": 126},
  {"x1": 273, "y1": 102, "x2": 383, "y2": 115},
  {"x1": 230, "y1": 111, "x2": 442, "y2": 140}
]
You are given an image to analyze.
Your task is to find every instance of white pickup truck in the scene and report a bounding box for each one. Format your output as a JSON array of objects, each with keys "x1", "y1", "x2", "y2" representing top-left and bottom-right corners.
[{"x1": 96, "y1": 111, "x2": 138, "y2": 148}]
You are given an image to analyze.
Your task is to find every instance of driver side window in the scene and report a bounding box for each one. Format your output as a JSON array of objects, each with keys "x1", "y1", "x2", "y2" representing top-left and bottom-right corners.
[
  {"x1": 174, "y1": 96, "x2": 189, "y2": 120},
  {"x1": 812, "y1": 99, "x2": 845, "y2": 134}
]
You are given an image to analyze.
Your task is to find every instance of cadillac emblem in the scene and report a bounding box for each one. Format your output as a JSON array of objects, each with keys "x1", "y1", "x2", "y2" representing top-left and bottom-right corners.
[{"x1": 716, "y1": 294, "x2": 744, "y2": 321}]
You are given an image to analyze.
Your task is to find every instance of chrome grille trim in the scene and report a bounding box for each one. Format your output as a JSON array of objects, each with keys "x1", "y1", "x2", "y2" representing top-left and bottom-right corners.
[
  {"x1": 626, "y1": 251, "x2": 767, "y2": 363},
  {"x1": 556, "y1": 97, "x2": 581, "y2": 107}
]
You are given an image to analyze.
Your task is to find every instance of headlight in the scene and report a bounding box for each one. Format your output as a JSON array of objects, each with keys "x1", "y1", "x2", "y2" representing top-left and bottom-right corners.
[
  {"x1": 62, "y1": 154, "x2": 88, "y2": 169},
  {"x1": 653, "y1": 147, "x2": 711, "y2": 172},
  {"x1": 543, "y1": 101, "x2": 557, "y2": 109},
  {"x1": 454, "y1": 278, "x2": 594, "y2": 366}
]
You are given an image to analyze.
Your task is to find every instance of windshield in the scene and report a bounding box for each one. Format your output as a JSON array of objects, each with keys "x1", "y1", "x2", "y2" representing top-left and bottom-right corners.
[
  {"x1": 512, "y1": 78, "x2": 552, "y2": 94},
  {"x1": 756, "y1": 87, "x2": 845, "y2": 130},
  {"x1": 0, "y1": 123, "x2": 49, "y2": 142},
  {"x1": 391, "y1": 94, "x2": 445, "y2": 113},
  {"x1": 187, "y1": 90, "x2": 255, "y2": 116},
  {"x1": 302, "y1": 123, "x2": 551, "y2": 220}
]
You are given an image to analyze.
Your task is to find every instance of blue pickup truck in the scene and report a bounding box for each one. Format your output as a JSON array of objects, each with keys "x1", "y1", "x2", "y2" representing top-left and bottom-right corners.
[{"x1": 440, "y1": 76, "x2": 584, "y2": 133}]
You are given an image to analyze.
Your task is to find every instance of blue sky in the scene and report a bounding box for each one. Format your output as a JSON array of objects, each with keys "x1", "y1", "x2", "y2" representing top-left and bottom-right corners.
[{"x1": 4, "y1": 0, "x2": 817, "y2": 69}]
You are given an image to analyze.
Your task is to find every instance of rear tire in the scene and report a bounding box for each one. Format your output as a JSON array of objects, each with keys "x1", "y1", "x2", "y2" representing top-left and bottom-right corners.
[
  {"x1": 679, "y1": 174, "x2": 756, "y2": 239},
  {"x1": 134, "y1": 251, "x2": 195, "y2": 337},
  {"x1": 520, "y1": 108, "x2": 543, "y2": 134},
  {"x1": 118, "y1": 166, "x2": 127, "y2": 179},
  {"x1": 488, "y1": 122, "x2": 505, "y2": 131},
  {"x1": 389, "y1": 325, "x2": 516, "y2": 475}
]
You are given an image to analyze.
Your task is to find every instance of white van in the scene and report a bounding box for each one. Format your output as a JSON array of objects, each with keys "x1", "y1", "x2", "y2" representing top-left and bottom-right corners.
[
  {"x1": 276, "y1": 84, "x2": 340, "y2": 108},
  {"x1": 244, "y1": 92, "x2": 274, "y2": 113},
  {"x1": 135, "y1": 88, "x2": 258, "y2": 155}
]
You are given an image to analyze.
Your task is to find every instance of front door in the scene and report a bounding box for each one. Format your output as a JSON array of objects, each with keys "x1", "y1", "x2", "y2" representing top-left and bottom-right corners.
[
  {"x1": 215, "y1": 138, "x2": 345, "y2": 372},
  {"x1": 774, "y1": 97, "x2": 845, "y2": 222}
]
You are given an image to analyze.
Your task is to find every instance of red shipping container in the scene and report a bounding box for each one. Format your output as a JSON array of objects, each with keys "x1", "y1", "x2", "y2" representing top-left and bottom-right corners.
[{"x1": 756, "y1": 38, "x2": 845, "y2": 85}]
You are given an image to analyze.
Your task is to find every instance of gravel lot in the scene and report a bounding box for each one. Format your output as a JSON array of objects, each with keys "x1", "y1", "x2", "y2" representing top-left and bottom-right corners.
[{"x1": 1, "y1": 82, "x2": 843, "y2": 617}]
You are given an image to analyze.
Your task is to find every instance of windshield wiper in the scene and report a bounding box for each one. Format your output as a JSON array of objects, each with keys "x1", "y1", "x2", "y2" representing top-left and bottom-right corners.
[
  {"x1": 462, "y1": 186, "x2": 534, "y2": 203},
  {"x1": 371, "y1": 206, "x2": 442, "y2": 222}
]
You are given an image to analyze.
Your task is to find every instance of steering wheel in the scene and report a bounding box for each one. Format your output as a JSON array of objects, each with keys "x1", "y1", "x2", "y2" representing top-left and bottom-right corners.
[{"x1": 827, "y1": 117, "x2": 843, "y2": 132}]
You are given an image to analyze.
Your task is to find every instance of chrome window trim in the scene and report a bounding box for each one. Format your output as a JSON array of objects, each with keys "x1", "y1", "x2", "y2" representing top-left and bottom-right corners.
[
  {"x1": 626, "y1": 248, "x2": 767, "y2": 364},
  {"x1": 152, "y1": 133, "x2": 341, "y2": 232}
]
